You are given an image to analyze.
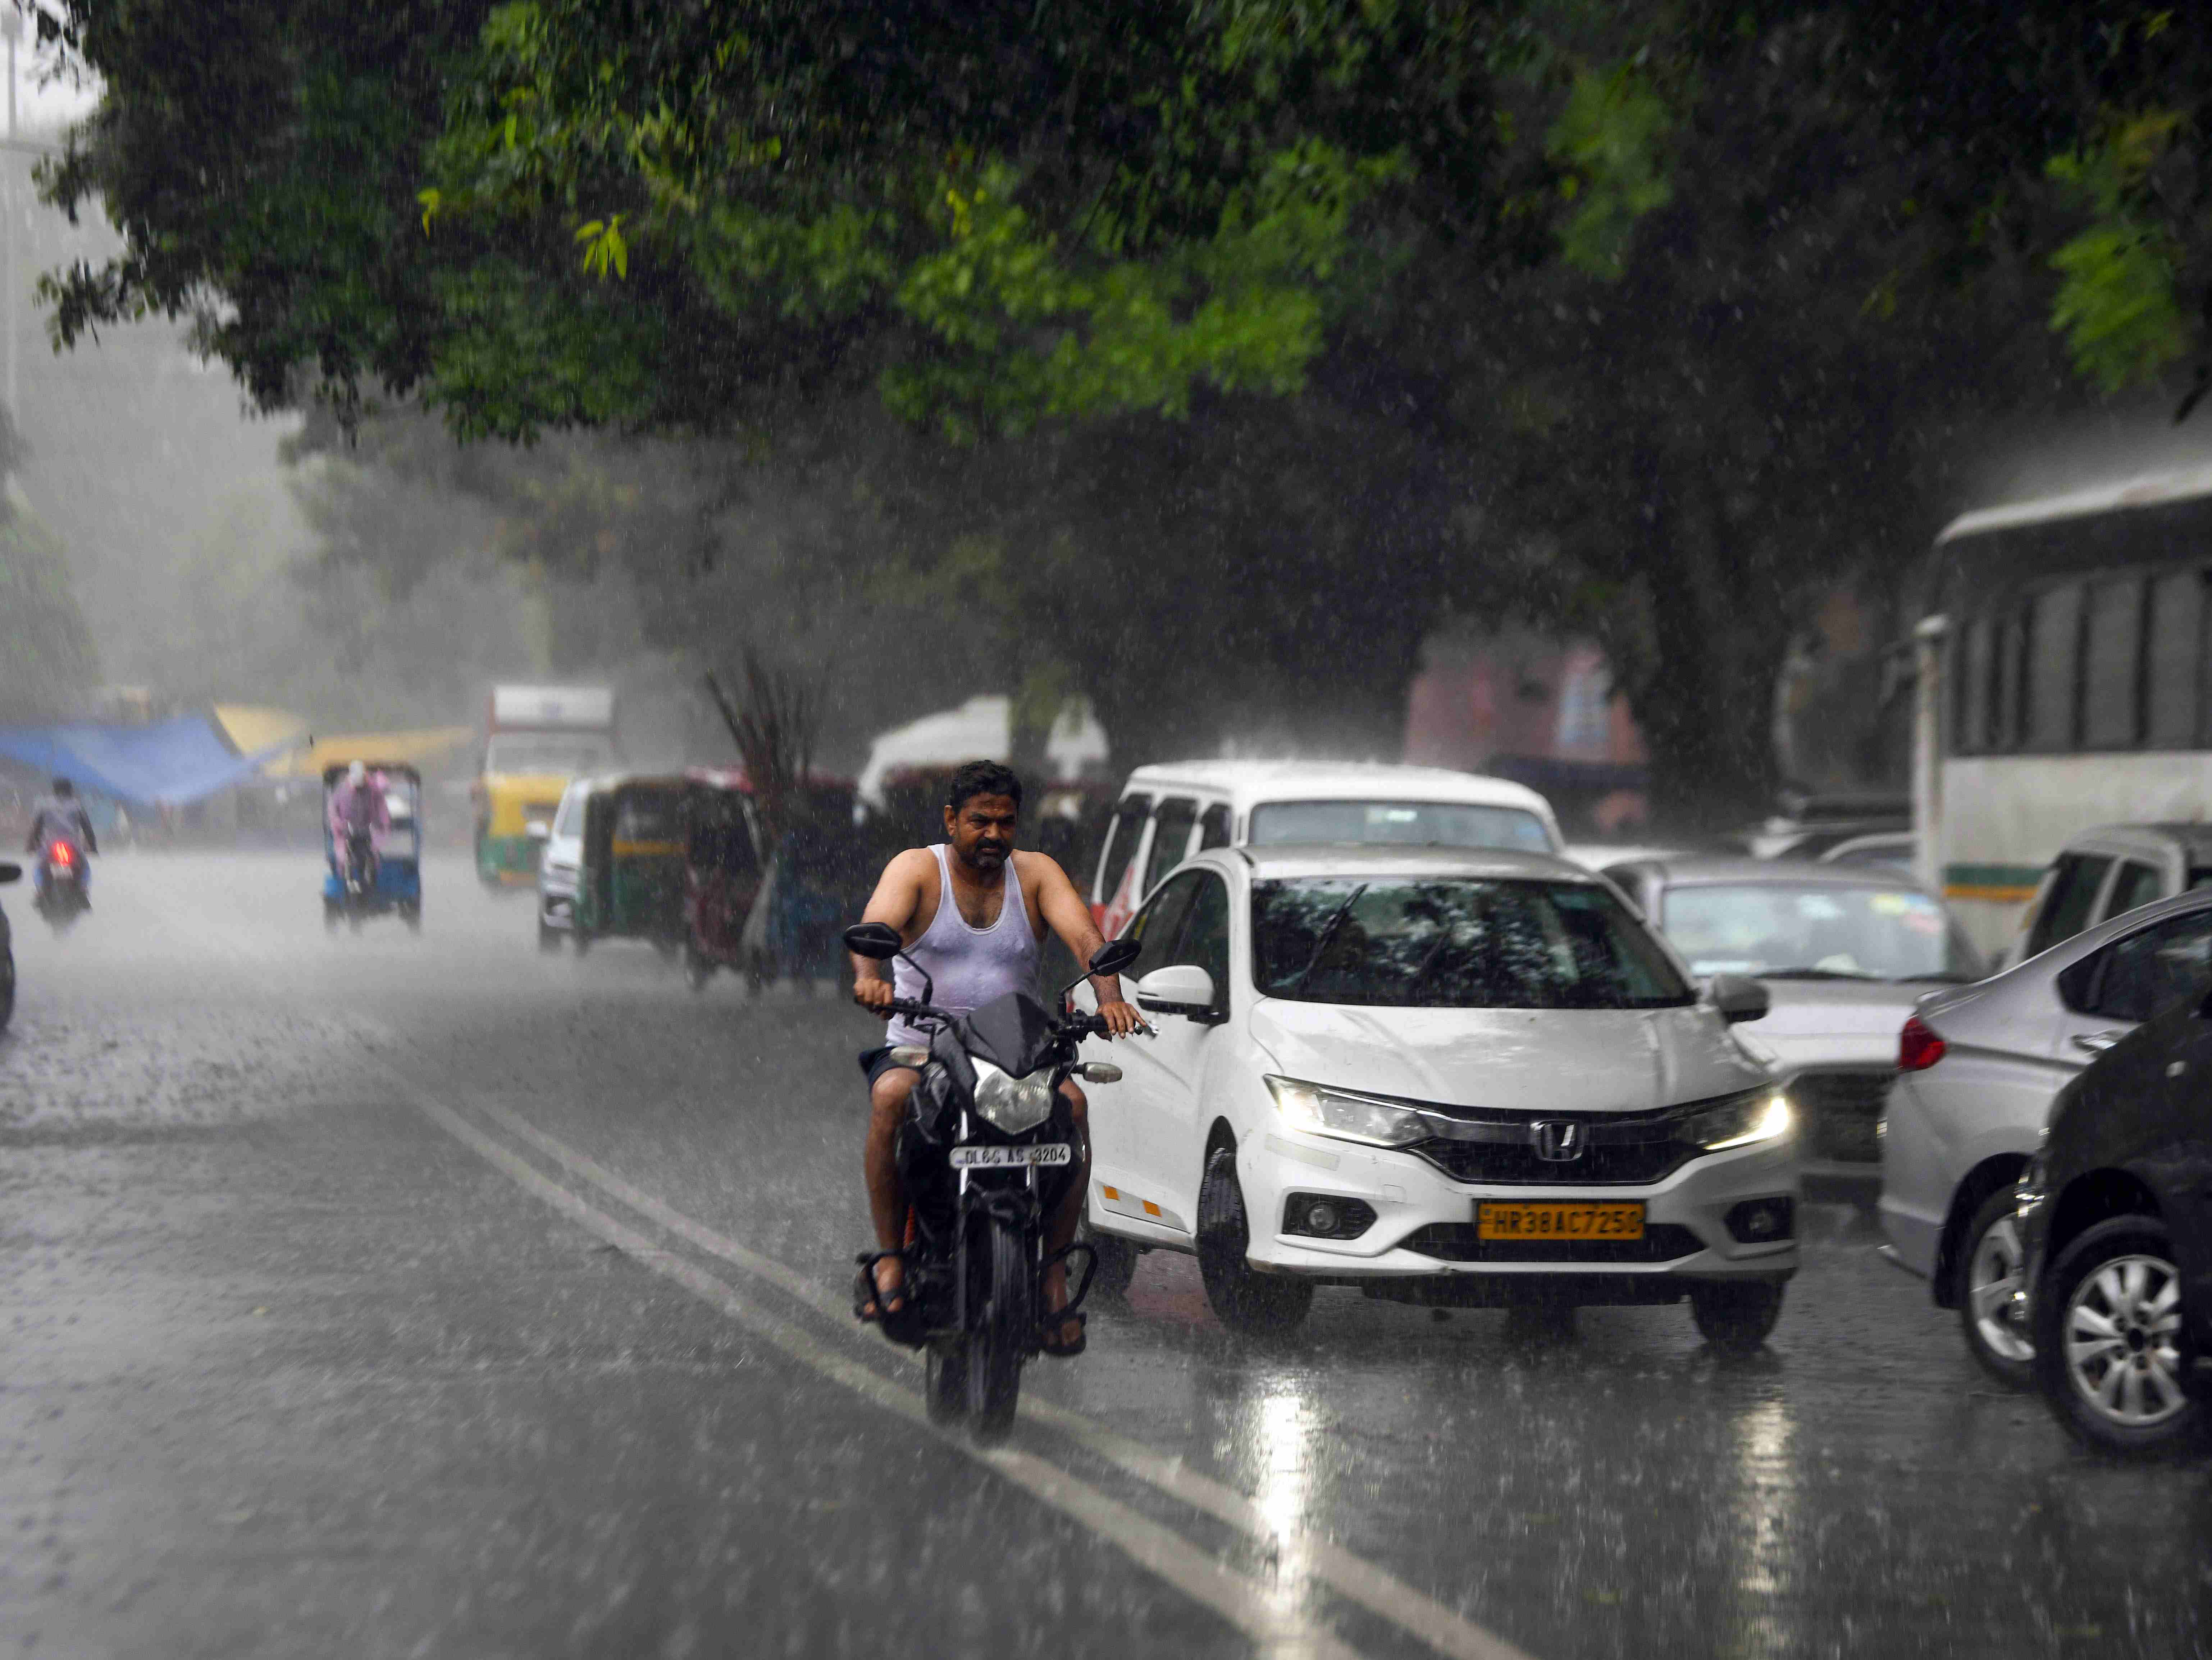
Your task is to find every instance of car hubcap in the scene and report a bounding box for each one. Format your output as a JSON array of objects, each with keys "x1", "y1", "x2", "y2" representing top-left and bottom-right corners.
[
  {"x1": 2064, "y1": 1254, "x2": 2189, "y2": 1428},
  {"x1": 1968, "y1": 1215, "x2": 2034, "y2": 1362}
]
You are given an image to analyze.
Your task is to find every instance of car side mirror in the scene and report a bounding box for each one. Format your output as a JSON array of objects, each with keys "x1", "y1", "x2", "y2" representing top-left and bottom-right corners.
[
  {"x1": 525, "y1": 820, "x2": 552, "y2": 840},
  {"x1": 1136, "y1": 964, "x2": 1216, "y2": 1017},
  {"x1": 0, "y1": 862, "x2": 17, "y2": 886},
  {"x1": 1088, "y1": 937, "x2": 1141, "y2": 979},
  {"x1": 1707, "y1": 972, "x2": 1770, "y2": 1025},
  {"x1": 843, "y1": 921, "x2": 903, "y2": 961}
]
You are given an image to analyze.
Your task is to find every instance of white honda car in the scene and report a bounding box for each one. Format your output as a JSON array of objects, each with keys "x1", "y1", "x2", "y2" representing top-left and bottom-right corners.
[{"x1": 1080, "y1": 844, "x2": 1800, "y2": 1349}]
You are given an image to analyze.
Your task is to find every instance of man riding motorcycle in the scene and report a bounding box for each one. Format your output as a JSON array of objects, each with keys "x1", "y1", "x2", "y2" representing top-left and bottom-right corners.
[
  {"x1": 26, "y1": 777, "x2": 97, "y2": 906},
  {"x1": 850, "y1": 760, "x2": 1142, "y2": 1353},
  {"x1": 328, "y1": 761, "x2": 389, "y2": 891}
]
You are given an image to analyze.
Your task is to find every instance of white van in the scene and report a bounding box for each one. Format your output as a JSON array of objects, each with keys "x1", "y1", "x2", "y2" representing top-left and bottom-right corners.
[{"x1": 1087, "y1": 760, "x2": 1563, "y2": 935}]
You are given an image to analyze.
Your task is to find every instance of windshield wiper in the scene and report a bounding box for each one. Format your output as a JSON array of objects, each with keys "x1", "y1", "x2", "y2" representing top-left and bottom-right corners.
[
  {"x1": 1757, "y1": 967, "x2": 1884, "y2": 981},
  {"x1": 1292, "y1": 884, "x2": 1367, "y2": 996}
]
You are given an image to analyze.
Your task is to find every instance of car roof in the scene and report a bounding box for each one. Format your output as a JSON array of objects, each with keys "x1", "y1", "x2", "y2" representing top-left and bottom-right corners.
[
  {"x1": 2061, "y1": 821, "x2": 2212, "y2": 860},
  {"x1": 1201, "y1": 842, "x2": 1600, "y2": 883},
  {"x1": 1120, "y1": 759, "x2": 1554, "y2": 818},
  {"x1": 1603, "y1": 854, "x2": 1937, "y2": 892}
]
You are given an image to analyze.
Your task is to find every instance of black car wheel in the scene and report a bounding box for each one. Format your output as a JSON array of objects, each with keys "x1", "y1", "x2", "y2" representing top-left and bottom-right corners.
[
  {"x1": 1196, "y1": 1147, "x2": 1312, "y2": 1339},
  {"x1": 1689, "y1": 1280, "x2": 1786, "y2": 1353},
  {"x1": 2033, "y1": 1215, "x2": 2202, "y2": 1457},
  {"x1": 1080, "y1": 1217, "x2": 1139, "y2": 1300},
  {"x1": 1957, "y1": 1187, "x2": 2035, "y2": 1387}
]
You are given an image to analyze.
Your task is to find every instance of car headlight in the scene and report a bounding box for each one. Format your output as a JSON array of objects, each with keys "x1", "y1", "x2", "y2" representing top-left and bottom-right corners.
[
  {"x1": 973, "y1": 1057, "x2": 1056, "y2": 1135},
  {"x1": 1686, "y1": 1088, "x2": 1793, "y2": 1151},
  {"x1": 1265, "y1": 1076, "x2": 1431, "y2": 1148}
]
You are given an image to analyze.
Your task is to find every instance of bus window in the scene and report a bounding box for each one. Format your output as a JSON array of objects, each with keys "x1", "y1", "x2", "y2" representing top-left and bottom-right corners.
[
  {"x1": 1958, "y1": 619, "x2": 1993, "y2": 752},
  {"x1": 1197, "y1": 802, "x2": 1232, "y2": 850},
  {"x1": 2027, "y1": 853, "x2": 2112, "y2": 957},
  {"x1": 2147, "y1": 570, "x2": 2204, "y2": 748},
  {"x1": 2081, "y1": 577, "x2": 2143, "y2": 748},
  {"x1": 2025, "y1": 584, "x2": 2083, "y2": 750},
  {"x1": 2104, "y1": 860, "x2": 2165, "y2": 921}
]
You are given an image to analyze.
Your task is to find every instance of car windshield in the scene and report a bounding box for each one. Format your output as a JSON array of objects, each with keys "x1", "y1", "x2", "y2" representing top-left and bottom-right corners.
[
  {"x1": 1659, "y1": 882, "x2": 1978, "y2": 982},
  {"x1": 1247, "y1": 799, "x2": 1552, "y2": 853},
  {"x1": 485, "y1": 735, "x2": 614, "y2": 776},
  {"x1": 1251, "y1": 876, "x2": 1694, "y2": 1009}
]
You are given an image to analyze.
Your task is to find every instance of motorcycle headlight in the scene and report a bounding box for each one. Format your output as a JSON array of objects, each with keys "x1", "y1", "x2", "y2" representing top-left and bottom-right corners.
[
  {"x1": 1687, "y1": 1088, "x2": 1793, "y2": 1151},
  {"x1": 973, "y1": 1057, "x2": 1056, "y2": 1135},
  {"x1": 1265, "y1": 1076, "x2": 1431, "y2": 1148}
]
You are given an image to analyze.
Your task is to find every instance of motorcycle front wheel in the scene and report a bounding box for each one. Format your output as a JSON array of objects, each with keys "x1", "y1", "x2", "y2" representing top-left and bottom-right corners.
[
  {"x1": 966, "y1": 1216, "x2": 1029, "y2": 1442},
  {"x1": 924, "y1": 1336, "x2": 968, "y2": 1426}
]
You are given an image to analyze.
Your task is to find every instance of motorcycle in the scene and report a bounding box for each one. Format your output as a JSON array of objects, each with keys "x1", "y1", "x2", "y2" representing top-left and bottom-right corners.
[
  {"x1": 34, "y1": 841, "x2": 89, "y2": 934},
  {"x1": 844, "y1": 921, "x2": 1143, "y2": 1442}
]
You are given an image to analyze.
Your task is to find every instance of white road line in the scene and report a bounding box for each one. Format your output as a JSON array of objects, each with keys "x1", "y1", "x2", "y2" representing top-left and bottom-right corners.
[
  {"x1": 408, "y1": 1088, "x2": 1365, "y2": 1660},
  {"x1": 469, "y1": 1097, "x2": 1538, "y2": 1660}
]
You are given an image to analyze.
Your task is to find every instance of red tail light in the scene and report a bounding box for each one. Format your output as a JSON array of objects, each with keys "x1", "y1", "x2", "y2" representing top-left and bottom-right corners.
[
  {"x1": 47, "y1": 842, "x2": 72, "y2": 866},
  {"x1": 1898, "y1": 1014, "x2": 1946, "y2": 1072}
]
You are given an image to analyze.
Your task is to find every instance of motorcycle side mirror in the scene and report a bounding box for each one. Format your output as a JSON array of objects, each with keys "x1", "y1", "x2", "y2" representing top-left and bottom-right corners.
[
  {"x1": 1706, "y1": 973, "x2": 1771, "y2": 1025},
  {"x1": 1087, "y1": 937, "x2": 1141, "y2": 979},
  {"x1": 843, "y1": 922, "x2": 903, "y2": 961},
  {"x1": 0, "y1": 862, "x2": 17, "y2": 886}
]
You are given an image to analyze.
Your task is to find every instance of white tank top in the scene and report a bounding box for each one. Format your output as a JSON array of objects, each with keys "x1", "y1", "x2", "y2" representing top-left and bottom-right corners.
[{"x1": 887, "y1": 845, "x2": 1041, "y2": 1046}]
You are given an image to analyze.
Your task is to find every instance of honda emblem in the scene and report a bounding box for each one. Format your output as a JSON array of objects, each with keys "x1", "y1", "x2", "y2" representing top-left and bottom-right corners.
[{"x1": 1531, "y1": 1120, "x2": 1586, "y2": 1162}]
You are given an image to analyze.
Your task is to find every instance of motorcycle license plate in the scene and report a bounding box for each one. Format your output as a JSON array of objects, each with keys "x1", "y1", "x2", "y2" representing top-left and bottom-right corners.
[
  {"x1": 1477, "y1": 1202, "x2": 1644, "y2": 1241},
  {"x1": 949, "y1": 1143, "x2": 1073, "y2": 1169}
]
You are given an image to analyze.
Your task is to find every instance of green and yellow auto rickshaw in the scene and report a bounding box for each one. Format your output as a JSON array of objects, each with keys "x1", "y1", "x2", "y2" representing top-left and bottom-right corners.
[{"x1": 571, "y1": 774, "x2": 690, "y2": 956}]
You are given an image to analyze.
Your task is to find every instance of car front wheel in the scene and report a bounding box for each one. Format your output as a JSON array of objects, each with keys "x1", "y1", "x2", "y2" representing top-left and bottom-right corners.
[
  {"x1": 1689, "y1": 1280, "x2": 1785, "y2": 1353},
  {"x1": 2033, "y1": 1215, "x2": 2202, "y2": 1457},
  {"x1": 1195, "y1": 1147, "x2": 1311, "y2": 1339},
  {"x1": 1957, "y1": 1187, "x2": 2035, "y2": 1387}
]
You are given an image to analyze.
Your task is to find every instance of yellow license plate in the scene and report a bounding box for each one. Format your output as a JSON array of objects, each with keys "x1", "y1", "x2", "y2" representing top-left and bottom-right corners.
[{"x1": 1477, "y1": 1202, "x2": 1645, "y2": 1241}]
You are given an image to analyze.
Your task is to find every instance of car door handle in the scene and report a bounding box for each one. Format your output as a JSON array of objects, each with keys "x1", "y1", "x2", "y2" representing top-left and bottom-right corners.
[{"x1": 2072, "y1": 1030, "x2": 2124, "y2": 1054}]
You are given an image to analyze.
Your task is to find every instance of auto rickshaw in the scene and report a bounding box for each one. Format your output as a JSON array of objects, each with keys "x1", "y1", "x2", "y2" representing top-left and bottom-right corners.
[
  {"x1": 322, "y1": 763, "x2": 423, "y2": 932},
  {"x1": 679, "y1": 770, "x2": 767, "y2": 991},
  {"x1": 571, "y1": 774, "x2": 689, "y2": 955}
]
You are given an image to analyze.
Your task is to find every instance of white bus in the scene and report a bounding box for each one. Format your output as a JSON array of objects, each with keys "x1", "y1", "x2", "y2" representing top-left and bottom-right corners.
[{"x1": 1915, "y1": 464, "x2": 2212, "y2": 961}]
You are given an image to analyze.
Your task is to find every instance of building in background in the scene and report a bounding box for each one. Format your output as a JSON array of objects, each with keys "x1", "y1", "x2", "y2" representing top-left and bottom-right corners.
[{"x1": 1404, "y1": 625, "x2": 1648, "y2": 836}]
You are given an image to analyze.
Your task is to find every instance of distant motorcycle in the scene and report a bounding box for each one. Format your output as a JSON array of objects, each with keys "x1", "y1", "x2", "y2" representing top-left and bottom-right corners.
[
  {"x1": 34, "y1": 841, "x2": 89, "y2": 935},
  {"x1": 844, "y1": 921, "x2": 1142, "y2": 1441}
]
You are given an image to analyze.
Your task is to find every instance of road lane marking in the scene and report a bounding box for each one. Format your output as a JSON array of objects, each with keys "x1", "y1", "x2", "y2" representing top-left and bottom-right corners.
[
  {"x1": 408, "y1": 1088, "x2": 1365, "y2": 1660},
  {"x1": 470, "y1": 1097, "x2": 1538, "y2": 1660}
]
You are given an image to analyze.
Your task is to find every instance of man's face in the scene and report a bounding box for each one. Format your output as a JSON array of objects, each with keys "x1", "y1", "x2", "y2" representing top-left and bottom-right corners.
[{"x1": 945, "y1": 794, "x2": 1019, "y2": 873}]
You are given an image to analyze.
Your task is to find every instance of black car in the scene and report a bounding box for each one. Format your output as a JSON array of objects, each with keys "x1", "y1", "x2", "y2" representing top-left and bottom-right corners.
[
  {"x1": 0, "y1": 857, "x2": 17, "y2": 1030},
  {"x1": 2020, "y1": 988, "x2": 2212, "y2": 1454}
]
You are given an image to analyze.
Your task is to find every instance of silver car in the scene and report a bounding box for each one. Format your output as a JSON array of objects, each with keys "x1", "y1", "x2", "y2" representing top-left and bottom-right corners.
[
  {"x1": 1604, "y1": 858, "x2": 1982, "y2": 1199},
  {"x1": 1879, "y1": 886, "x2": 2212, "y2": 1385}
]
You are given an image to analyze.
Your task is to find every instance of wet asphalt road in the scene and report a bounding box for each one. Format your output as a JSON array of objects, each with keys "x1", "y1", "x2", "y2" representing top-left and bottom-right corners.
[{"x1": 1, "y1": 852, "x2": 2207, "y2": 1660}]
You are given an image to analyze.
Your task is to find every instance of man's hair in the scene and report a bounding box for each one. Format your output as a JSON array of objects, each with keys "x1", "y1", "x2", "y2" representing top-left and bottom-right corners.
[
  {"x1": 52, "y1": 777, "x2": 74, "y2": 798},
  {"x1": 945, "y1": 760, "x2": 1023, "y2": 814}
]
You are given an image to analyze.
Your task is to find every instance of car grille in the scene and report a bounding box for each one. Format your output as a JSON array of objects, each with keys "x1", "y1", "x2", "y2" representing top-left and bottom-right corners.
[
  {"x1": 1401, "y1": 1223, "x2": 1704, "y2": 1264},
  {"x1": 1407, "y1": 1101, "x2": 1700, "y2": 1187},
  {"x1": 1789, "y1": 1069, "x2": 1892, "y2": 1165}
]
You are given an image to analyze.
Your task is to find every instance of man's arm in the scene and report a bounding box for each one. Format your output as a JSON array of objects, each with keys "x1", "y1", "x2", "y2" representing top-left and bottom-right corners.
[
  {"x1": 1025, "y1": 853, "x2": 1144, "y2": 1037},
  {"x1": 849, "y1": 849, "x2": 930, "y2": 1013}
]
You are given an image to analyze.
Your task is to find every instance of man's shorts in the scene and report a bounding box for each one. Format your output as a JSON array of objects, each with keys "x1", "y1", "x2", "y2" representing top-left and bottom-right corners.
[{"x1": 858, "y1": 1045, "x2": 924, "y2": 1091}]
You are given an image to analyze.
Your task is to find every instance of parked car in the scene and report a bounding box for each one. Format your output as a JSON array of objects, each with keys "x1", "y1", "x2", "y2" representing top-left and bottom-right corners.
[
  {"x1": 1818, "y1": 831, "x2": 1916, "y2": 875},
  {"x1": 1080, "y1": 844, "x2": 1798, "y2": 1351},
  {"x1": 1742, "y1": 791, "x2": 1910, "y2": 861},
  {"x1": 0, "y1": 857, "x2": 17, "y2": 1030},
  {"x1": 2006, "y1": 823, "x2": 2212, "y2": 970},
  {"x1": 2017, "y1": 993, "x2": 2212, "y2": 1455},
  {"x1": 1602, "y1": 857, "x2": 1980, "y2": 1199},
  {"x1": 1880, "y1": 886, "x2": 2212, "y2": 1385},
  {"x1": 1088, "y1": 760, "x2": 1563, "y2": 938},
  {"x1": 535, "y1": 776, "x2": 590, "y2": 951}
]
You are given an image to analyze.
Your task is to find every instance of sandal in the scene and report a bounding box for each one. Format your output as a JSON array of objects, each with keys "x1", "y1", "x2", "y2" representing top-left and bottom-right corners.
[
  {"x1": 852, "y1": 1250, "x2": 926, "y2": 1348},
  {"x1": 1039, "y1": 1309, "x2": 1087, "y2": 1358}
]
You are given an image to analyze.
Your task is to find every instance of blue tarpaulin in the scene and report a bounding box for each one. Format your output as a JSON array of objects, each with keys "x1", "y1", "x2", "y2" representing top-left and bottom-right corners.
[{"x1": 0, "y1": 715, "x2": 302, "y2": 807}]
